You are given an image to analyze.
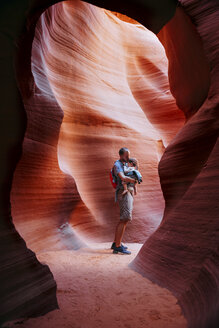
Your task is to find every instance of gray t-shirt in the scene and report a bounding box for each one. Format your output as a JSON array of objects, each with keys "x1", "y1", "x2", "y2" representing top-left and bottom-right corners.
[
  {"x1": 113, "y1": 160, "x2": 128, "y2": 202},
  {"x1": 113, "y1": 160, "x2": 128, "y2": 187}
]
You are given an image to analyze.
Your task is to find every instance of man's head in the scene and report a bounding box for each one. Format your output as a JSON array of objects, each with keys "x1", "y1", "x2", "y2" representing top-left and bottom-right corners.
[{"x1": 119, "y1": 147, "x2": 130, "y2": 162}]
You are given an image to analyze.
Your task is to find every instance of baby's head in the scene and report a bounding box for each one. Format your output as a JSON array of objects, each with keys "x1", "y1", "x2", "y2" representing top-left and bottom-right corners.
[{"x1": 128, "y1": 158, "x2": 139, "y2": 170}]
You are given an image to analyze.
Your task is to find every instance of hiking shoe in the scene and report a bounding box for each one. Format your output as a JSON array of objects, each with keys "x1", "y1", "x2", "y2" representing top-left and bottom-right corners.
[
  {"x1": 111, "y1": 242, "x2": 128, "y2": 249},
  {"x1": 113, "y1": 245, "x2": 131, "y2": 255}
]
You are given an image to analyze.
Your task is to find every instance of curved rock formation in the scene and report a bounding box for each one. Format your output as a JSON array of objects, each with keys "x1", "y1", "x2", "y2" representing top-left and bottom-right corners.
[
  {"x1": 0, "y1": 0, "x2": 218, "y2": 327},
  {"x1": 130, "y1": 1, "x2": 219, "y2": 328},
  {"x1": 0, "y1": 0, "x2": 181, "y2": 324},
  {"x1": 19, "y1": 0, "x2": 184, "y2": 252}
]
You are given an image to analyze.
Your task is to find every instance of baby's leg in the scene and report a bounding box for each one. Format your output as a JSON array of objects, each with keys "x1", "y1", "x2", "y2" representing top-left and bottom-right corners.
[
  {"x1": 122, "y1": 182, "x2": 128, "y2": 195},
  {"x1": 134, "y1": 181, "x2": 137, "y2": 195}
]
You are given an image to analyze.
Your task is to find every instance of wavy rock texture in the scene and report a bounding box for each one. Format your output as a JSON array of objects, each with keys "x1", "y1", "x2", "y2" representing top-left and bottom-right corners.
[
  {"x1": 0, "y1": 0, "x2": 61, "y2": 325},
  {"x1": 0, "y1": 0, "x2": 218, "y2": 326},
  {"x1": 11, "y1": 0, "x2": 185, "y2": 252},
  {"x1": 0, "y1": 0, "x2": 182, "y2": 324},
  {"x1": 131, "y1": 1, "x2": 219, "y2": 328}
]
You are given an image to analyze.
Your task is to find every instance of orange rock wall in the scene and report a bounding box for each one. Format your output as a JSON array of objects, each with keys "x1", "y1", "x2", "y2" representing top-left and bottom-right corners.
[
  {"x1": 131, "y1": 1, "x2": 219, "y2": 328},
  {"x1": 11, "y1": 0, "x2": 185, "y2": 251},
  {"x1": 1, "y1": 0, "x2": 218, "y2": 326}
]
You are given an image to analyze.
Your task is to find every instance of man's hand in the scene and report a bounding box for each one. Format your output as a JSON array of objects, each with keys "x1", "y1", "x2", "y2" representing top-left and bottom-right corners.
[{"x1": 118, "y1": 172, "x2": 135, "y2": 183}]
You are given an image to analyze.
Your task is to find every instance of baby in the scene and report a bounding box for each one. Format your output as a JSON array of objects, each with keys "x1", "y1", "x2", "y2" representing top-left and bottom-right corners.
[{"x1": 122, "y1": 158, "x2": 143, "y2": 196}]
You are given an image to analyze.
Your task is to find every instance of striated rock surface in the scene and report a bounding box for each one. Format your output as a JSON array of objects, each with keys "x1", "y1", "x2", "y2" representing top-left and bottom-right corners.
[
  {"x1": 17, "y1": 0, "x2": 184, "y2": 251},
  {"x1": 131, "y1": 1, "x2": 219, "y2": 328},
  {"x1": 0, "y1": 0, "x2": 218, "y2": 327},
  {"x1": 0, "y1": 0, "x2": 60, "y2": 325},
  {"x1": 0, "y1": 0, "x2": 182, "y2": 324}
]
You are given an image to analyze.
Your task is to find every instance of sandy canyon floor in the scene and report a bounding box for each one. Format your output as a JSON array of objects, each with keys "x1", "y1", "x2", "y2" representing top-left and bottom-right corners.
[{"x1": 3, "y1": 243, "x2": 187, "y2": 328}]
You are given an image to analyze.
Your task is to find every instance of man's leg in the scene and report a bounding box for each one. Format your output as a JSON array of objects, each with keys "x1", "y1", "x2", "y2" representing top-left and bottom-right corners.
[
  {"x1": 114, "y1": 219, "x2": 129, "y2": 247},
  {"x1": 114, "y1": 188, "x2": 133, "y2": 247}
]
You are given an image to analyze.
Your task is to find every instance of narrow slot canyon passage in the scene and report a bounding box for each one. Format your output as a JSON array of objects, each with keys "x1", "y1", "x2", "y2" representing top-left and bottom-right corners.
[
  {"x1": 7, "y1": 2, "x2": 187, "y2": 327},
  {"x1": 1, "y1": 1, "x2": 218, "y2": 328},
  {"x1": 13, "y1": 0, "x2": 186, "y2": 252},
  {"x1": 7, "y1": 2, "x2": 188, "y2": 327}
]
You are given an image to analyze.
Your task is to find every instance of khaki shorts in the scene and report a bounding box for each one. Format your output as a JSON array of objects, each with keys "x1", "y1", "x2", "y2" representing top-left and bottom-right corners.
[{"x1": 117, "y1": 186, "x2": 134, "y2": 221}]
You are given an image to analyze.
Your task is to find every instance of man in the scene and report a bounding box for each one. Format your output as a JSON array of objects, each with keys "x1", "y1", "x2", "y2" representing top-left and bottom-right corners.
[{"x1": 111, "y1": 147, "x2": 136, "y2": 255}]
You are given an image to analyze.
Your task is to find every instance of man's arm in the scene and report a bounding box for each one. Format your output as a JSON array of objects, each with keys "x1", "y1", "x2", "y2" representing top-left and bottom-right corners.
[{"x1": 118, "y1": 171, "x2": 135, "y2": 183}]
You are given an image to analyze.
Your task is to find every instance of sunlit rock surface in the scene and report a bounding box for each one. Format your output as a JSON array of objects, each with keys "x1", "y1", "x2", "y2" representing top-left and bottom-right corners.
[
  {"x1": 0, "y1": 0, "x2": 218, "y2": 327},
  {"x1": 11, "y1": 0, "x2": 185, "y2": 252}
]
